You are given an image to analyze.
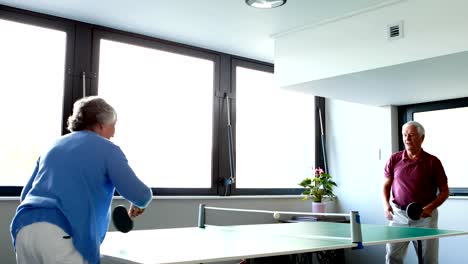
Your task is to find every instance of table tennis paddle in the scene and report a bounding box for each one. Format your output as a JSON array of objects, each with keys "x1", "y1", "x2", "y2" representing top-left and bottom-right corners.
[
  {"x1": 406, "y1": 202, "x2": 423, "y2": 220},
  {"x1": 112, "y1": 205, "x2": 134, "y2": 233}
]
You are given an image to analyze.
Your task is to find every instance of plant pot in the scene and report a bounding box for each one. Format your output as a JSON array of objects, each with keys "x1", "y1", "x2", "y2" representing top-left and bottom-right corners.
[{"x1": 312, "y1": 201, "x2": 326, "y2": 213}]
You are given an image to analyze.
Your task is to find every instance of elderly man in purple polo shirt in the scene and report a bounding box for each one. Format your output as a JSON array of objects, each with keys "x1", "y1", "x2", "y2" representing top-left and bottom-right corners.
[{"x1": 382, "y1": 120, "x2": 449, "y2": 264}]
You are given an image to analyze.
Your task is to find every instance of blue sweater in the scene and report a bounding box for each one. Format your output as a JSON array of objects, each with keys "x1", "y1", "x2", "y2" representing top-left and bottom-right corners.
[{"x1": 11, "y1": 130, "x2": 152, "y2": 264}]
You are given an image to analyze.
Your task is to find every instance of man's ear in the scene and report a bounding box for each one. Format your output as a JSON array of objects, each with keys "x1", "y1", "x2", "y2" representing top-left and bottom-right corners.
[
  {"x1": 92, "y1": 123, "x2": 103, "y2": 133},
  {"x1": 421, "y1": 134, "x2": 425, "y2": 141}
]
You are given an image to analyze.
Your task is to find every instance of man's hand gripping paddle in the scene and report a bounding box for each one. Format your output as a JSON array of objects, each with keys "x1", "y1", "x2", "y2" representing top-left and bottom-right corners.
[
  {"x1": 406, "y1": 202, "x2": 423, "y2": 221},
  {"x1": 112, "y1": 205, "x2": 134, "y2": 233}
]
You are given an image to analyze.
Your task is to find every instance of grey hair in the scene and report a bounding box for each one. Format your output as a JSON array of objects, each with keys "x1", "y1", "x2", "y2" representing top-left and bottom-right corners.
[
  {"x1": 402, "y1": 121, "x2": 425, "y2": 137},
  {"x1": 67, "y1": 96, "x2": 117, "y2": 132}
]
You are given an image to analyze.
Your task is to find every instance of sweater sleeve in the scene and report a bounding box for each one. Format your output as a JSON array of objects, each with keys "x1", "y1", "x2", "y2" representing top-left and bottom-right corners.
[
  {"x1": 20, "y1": 158, "x2": 40, "y2": 202},
  {"x1": 106, "y1": 145, "x2": 152, "y2": 208}
]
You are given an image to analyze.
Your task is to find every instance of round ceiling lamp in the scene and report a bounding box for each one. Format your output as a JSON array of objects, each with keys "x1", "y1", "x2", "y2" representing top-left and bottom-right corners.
[{"x1": 245, "y1": 0, "x2": 287, "y2": 9}]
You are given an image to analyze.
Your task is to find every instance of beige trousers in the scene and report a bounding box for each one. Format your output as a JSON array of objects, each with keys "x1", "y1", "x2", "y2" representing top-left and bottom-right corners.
[
  {"x1": 16, "y1": 222, "x2": 88, "y2": 264},
  {"x1": 386, "y1": 205, "x2": 439, "y2": 264}
]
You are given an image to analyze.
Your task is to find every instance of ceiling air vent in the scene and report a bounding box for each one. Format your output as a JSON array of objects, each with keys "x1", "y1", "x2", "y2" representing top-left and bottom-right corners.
[{"x1": 388, "y1": 21, "x2": 404, "y2": 41}]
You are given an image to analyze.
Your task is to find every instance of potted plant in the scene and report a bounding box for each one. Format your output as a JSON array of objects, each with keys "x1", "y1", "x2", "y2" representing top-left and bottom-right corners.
[{"x1": 299, "y1": 167, "x2": 337, "y2": 212}]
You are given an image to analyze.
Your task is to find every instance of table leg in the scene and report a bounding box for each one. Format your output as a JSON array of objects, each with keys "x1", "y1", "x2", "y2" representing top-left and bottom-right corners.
[{"x1": 417, "y1": 240, "x2": 422, "y2": 264}]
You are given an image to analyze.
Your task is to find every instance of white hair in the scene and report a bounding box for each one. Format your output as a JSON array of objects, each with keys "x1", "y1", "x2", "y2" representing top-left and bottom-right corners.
[
  {"x1": 402, "y1": 121, "x2": 425, "y2": 137},
  {"x1": 67, "y1": 96, "x2": 117, "y2": 132}
]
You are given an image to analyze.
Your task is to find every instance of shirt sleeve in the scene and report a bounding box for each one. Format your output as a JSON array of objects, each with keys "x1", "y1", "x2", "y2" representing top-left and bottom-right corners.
[
  {"x1": 106, "y1": 145, "x2": 152, "y2": 208},
  {"x1": 384, "y1": 155, "x2": 394, "y2": 179},
  {"x1": 432, "y1": 157, "x2": 448, "y2": 188}
]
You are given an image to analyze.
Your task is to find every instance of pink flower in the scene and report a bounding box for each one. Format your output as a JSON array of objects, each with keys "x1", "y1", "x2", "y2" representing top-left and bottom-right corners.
[{"x1": 315, "y1": 167, "x2": 324, "y2": 177}]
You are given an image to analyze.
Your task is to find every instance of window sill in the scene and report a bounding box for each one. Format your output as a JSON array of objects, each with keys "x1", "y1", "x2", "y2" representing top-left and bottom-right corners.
[{"x1": 114, "y1": 195, "x2": 304, "y2": 200}]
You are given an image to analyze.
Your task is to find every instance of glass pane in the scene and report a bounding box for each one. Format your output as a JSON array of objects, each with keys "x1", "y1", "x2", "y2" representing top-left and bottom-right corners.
[
  {"x1": 0, "y1": 19, "x2": 66, "y2": 186},
  {"x1": 414, "y1": 107, "x2": 468, "y2": 188},
  {"x1": 236, "y1": 66, "x2": 315, "y2": 188},
  {"x1": 98, "y1": 39, "x2": 213, "y2": 188}
]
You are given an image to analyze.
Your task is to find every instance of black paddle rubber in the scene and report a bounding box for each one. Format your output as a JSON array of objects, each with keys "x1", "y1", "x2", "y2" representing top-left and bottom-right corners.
[
  {"x1": 406, "y1": 202, "x2": 423, "y2": 221},
  {"x1": 112, "y1": 205, "x2": 134, "y2": 233}
]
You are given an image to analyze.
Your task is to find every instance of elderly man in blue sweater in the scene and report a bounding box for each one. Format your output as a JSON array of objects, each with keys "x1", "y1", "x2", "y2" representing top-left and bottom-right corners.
[{"x1": 11, "y1": 96, "x2": 152, "y2": 264}]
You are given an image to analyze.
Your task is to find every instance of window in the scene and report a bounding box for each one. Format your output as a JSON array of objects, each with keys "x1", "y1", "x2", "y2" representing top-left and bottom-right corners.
[
  {"x1": 233, "y1": 60, "x2": 316, "y2": 190},
  {"x1": 0, "y1": 6, "x2": 321, "y2": 196},
  {"x1": 414, "y1": 107, "x2": 468, "y2": 190},
  {"x1": 96, "y1": 37, "x2": 216, "y2": 190},
  {"x1": 0, "y1": 17, "x2": 67, "y2": 188},
  {"x1": 399, "y1": 97, "x2": 468, "y2": 194}
]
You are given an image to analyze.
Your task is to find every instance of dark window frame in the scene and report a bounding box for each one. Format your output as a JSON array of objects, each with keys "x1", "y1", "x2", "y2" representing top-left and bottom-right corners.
[
  {"x1": 398, "y1": 96, "x2": 468, "y2": 196},
  {"x1": 223, "y1": 59, "x2": 325, "y2": 195},
  {"x1": 0, "y1": 5, "x2": 75, "y2": 195},
  {"x1": 0, "y1": 4, "x2": 324, "y2": 196},
  {"x1": 0, "y1": 5, "x2": 76, "y2": 133},
  {"x1": 90, "y1": 28, "x2": 221, "y2": 196}
]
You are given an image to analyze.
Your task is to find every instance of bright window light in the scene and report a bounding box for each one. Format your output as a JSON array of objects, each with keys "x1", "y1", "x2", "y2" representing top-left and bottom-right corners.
[
  {"x1": 0, "y1": 19, "x2": 66, "y2": 186},
  {"x1": 235, "y1": 66, "x2": 315, "y2": 188},
  {"x1": 98, "y1": 39, "x2": 214, "y2": 188},
  {"x1": 414, "y1": 107, "x2": 468, "y2": 188}
]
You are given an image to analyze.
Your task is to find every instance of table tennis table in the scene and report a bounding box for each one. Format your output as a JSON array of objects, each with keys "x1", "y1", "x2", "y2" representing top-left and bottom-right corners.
[{"x1": 100, "y1": 220, "x2": 468, "y2": 264}]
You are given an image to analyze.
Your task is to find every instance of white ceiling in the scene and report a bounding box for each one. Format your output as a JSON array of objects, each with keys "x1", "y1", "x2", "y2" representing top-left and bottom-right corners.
[
  {"x1": 0, "y1": 0, "x2": 388, "y2": 63},
  {"x1": 286, "y1": 50, "x2": 468, "y2": 106},
  {"x1": 274, "y1": 0, "x2": 468, "y2": 106},
  {"x1": 1, "y1": 0, "x2": 467, "y2": 106}
]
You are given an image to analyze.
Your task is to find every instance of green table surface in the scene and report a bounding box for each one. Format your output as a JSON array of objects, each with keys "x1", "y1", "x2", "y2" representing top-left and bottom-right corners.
[{"x1": 100, "y1": 222, "x2": 468, "y2": 264}]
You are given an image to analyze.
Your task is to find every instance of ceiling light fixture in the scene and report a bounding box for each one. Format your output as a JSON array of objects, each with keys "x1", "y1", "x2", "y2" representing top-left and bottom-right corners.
[{"x1": 245, "y1": 0, "x2": 287, "y2": 9}]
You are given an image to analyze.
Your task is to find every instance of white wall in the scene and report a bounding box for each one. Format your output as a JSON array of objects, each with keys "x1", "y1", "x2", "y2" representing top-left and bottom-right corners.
[
  {"x1": 327, "y1": 98, "x2": 468, "y2": 263},
  {"x1": 273, "y1": 0, "x2": 468, "y2": 107},
  {"x1": 275, "y1": 0, "x2": 468, "y2": 86},
  {"x1": 0, "y1": 200, "x2": 18, "y2": 264}
]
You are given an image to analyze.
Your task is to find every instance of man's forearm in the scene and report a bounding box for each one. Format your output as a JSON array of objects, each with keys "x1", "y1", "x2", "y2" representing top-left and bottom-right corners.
[
  {"x1": 383, "y1": 179, "x2": 393, "y2": 208},
  {"x1": 425, "y1": 188, "x2": 449, "y2": 211}
]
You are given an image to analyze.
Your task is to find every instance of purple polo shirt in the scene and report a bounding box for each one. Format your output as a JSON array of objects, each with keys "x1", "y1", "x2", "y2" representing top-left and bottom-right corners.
[{"x1": 384, "y1": 149, "x2": 447, "y2": 208}]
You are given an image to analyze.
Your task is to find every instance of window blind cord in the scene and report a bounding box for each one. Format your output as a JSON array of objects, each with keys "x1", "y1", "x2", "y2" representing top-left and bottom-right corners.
[
  {"x1": 82, "y1": 72, "x2": 86, "y2": 98},
  {"x1": 318, "y1": 108, "x2": 329, "y2": 173},
  {"x1": 223, "y1": 94, "x2": 235, "y2": 196}
]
